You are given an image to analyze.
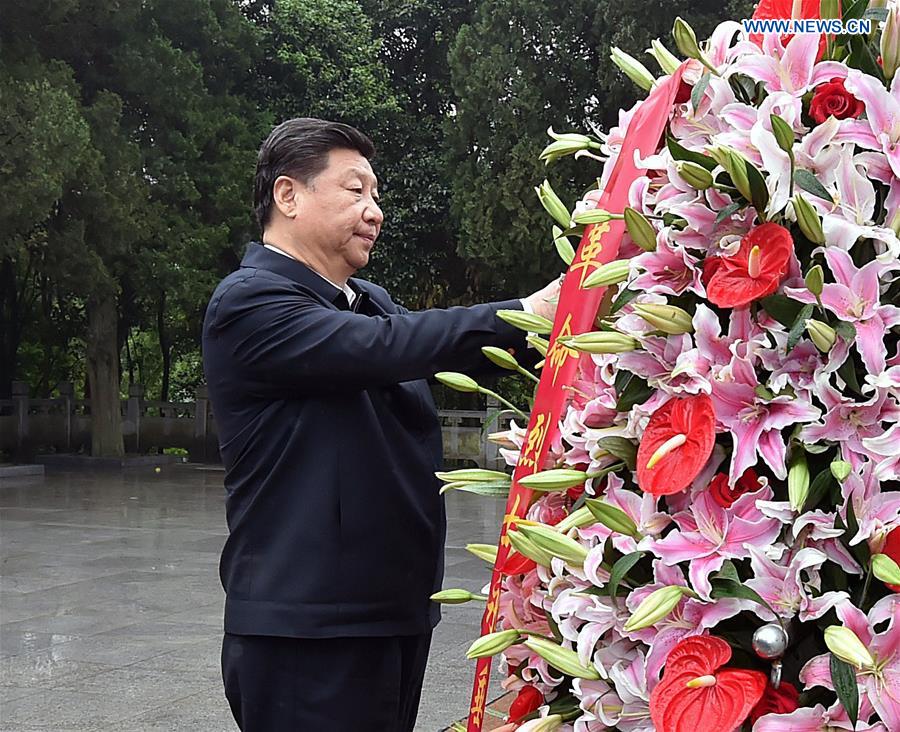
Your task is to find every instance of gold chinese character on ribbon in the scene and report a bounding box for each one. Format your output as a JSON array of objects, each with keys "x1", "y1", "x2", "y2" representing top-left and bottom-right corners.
[
  {"x1": 570, "y1": 221, "x2": 612, "y2": 287},
  {"x1": 545, "y1": 313, "x2": 578, "y2": 386}
]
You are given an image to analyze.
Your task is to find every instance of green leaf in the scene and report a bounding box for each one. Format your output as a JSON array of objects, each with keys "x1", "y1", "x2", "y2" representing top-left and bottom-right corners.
[
  {"x1": 711, "y1": 579, "x2": 779, "y2": 619},
  {"x1": 714, "y1": 202, "x2": 743, "y2": 228},
  {"x1": 608, "y1": 551, "x2": 644, "y2": 602},
  {"x1": 803, "y1": 469, "x2": 835, "y2": 513},
  {"x1": 843, "y1": 0, "x2": 868, "y2": 21},
  {"x1": 610, "y1": 287, "x2": 641, "y2": 314},
  {"x1": 714, "y1": 560, "x2": 740, "y2": 584},
  {"x1": 838, "y1": 355, "x2": 864, "y2": 397},
  {"x1": 666, "y1": 134, "x2": 716, "y2": 171},
  {"x1": 597, "y1": 437, "x2": 637, "y2": 471},
  {"x1": 787, "y1": 303, "x2": 816, "y2": 353},
  {"x1": 830, "y1": 654, "x2": 859, "y2": 729},
  {"x1": 835, "y1": 321, "x2": 857, "y2": 341},
  {"x1": 691, "y1": 72, "x2": 711, "y2": 114},
  {"x1": 745, "y1": 158, "x2": 769, "y2": 215},
  {"x1": 616, "y1": 375, "x2": 653, "y2": 412},
  {"x1": 761, "y1": 294, "x2": 806, "y2": 328},
  {"x1": 794, "y1": 169, "x2": 835, "y2": 203}
]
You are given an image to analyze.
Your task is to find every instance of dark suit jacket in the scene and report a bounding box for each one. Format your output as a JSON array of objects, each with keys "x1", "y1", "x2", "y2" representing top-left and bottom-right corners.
[{"x1": 202, "y1": 243, "x2": 527, "y2": 638}]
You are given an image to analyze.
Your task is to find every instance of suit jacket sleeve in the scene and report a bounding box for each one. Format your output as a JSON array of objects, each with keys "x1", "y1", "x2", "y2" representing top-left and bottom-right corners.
[{"x1": 205, "y1": 274, "x2": 528, "y2": 393}]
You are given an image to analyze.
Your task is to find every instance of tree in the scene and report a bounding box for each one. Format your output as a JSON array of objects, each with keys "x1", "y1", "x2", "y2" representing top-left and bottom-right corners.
[{"x1": 447, "y1": 0, "x2": 756, "y2": 297}]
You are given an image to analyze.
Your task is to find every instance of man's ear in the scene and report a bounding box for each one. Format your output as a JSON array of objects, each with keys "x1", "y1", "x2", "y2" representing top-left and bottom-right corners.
[{"x1": 272, "y1": 176, "x2": 301, "y2": 219}]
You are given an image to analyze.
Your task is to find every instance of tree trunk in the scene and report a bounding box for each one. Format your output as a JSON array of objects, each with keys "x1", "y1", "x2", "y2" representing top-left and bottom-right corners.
[
  {"x1": 157, "y1": 291, "x2": 171, "y2": 403},
  {"x1": 86, "y1": 291, "x2": 124, "y2": 457},
  {"x1": 0, "y1": 257, "x2": 23, "y2": 399}
]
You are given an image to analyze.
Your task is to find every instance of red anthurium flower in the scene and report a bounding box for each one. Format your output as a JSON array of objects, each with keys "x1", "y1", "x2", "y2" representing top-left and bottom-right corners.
[
  {"x1": 810, "y1": 78, "x2": 865, "y2": 124},
  {"x1": 700, "y1": 255, "x2": 724, "y2": 290},
  {"x1": 881, "y1": 526, "x2": 900, "y2": 592},
  {"x1": 707, "y1": 468, "x2": 762, "y2": 508},
  {"x1": 637, "y1": 394, "x2": 717, "y2": 496},
  {"x1": 706, "y1": 223, "x2": 794, "y2": 308},
  {"x1": 499, "y1": 549, "x2": 537, "y2": 576},
  {"x1": 749, "y1": 680, "x2": 800, "y2": 724},
  {"x1": 650, "y1": 636, "x2": 768, "y2": 732},
  {"x1": 507, "y1": 685, "x2": 544, "y2": 723},
  {"x1": 749, "y1": 0, "x2": 838, "y2": 59}
]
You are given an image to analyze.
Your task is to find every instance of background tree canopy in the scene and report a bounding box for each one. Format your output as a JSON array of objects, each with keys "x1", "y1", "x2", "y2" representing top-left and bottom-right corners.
[{"x1": 0, "y1": 0, "x2": 754, "y2": 455}]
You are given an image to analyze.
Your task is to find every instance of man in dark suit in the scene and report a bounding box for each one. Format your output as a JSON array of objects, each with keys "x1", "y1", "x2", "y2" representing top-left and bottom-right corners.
[{"x1": 202, "y1": 118, "x2": 559, "y2": 731}]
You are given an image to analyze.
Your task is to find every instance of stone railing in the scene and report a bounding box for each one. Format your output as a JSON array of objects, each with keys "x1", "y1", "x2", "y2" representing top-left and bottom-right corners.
[{"x1": 0, "y1": 382, "x2": 511, "y2": 469}]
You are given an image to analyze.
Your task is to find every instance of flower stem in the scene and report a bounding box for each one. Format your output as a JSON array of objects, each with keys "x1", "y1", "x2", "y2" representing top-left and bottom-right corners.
[{"x1": 479, "y1": 388, "x2": 528, "y2": 419}]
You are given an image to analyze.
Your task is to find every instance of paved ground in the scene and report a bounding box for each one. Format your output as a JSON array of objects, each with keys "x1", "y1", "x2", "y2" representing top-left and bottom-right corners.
[{"x1": 0, "y1": 465, "x2": 506, "y2": 731}]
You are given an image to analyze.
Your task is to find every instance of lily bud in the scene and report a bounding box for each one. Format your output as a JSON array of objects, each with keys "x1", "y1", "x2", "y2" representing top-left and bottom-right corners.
[
  {"x1": 482, "y1": 346, "x2": 519, "y2": 371},
  {"x1": 806, "y1": 319, "x2": 837, "y2": 353},
  {"x1": 507, "y1": 530, "x2": 555, "y2": 568},
  {"x1": 648, "y1": 39, "x2": 681, "y2": 75},
  {"x1": 540, "y1": 127, "x2": 599, "y2": 165},
  {"x1": 431, "y1": 589, "x2": 484, "y2": 604},
  {"x1": 821, "y1": 0, "x2": 840, "y2": 18},
  {"x1": 554, "y1": 506, "x2": 595, "y2": 533},
  {"x1": 498, "y1": 309, "x2": 554, "y2": 335},
  {"x1": 522, "y1": 637, "x2": 601, "y2": 680},
  {"x1": 624, "y1": 585, "x2": 692, "y2": 632},
  {"x1": 632, "y1": 303, "x2": 694, "y2": 335},
  {"x1": 436, "y1": 468, "x2": 511, "y2": 483},
  {"x1": 830, "y1": 460, "x2": 852, "y2": 482},
  {"x1": 582, "y1": 260, "x2": 631, "y2": 288},
  {"x1": 466, "y1": 543, "x2": 498, "y2": 564},
  {"x1": 788, "y1": 450, "x2": 810, "y2": 511},
  {"x1": 882, "y1": 5, "x2": 900, "y2": 81},
  {"x1": 518, "y1": 468, "x2": 589, "y2": 492},
  {"x1": 624, "y1": 207, "x2": 658, "y2": 252},
  {"x1": 805, "y1": 264, "x2": 824, "y2": 298},
  {"x1": 585, "y1": 498, "x2": 640, "y2": 537},
  {"x1": 725, "y1": 150, "x2": 753, "y2": 203},
  {"x1": 673, "y1": 17, "x2": 703, "y2": 61},
  {"x1": 436, "y1": 372, "x2": 480, "y2": 393},
  {"x1": 552, "y1": 226, "x2": 576, "y2": 265},
  {"x1": 518, "y1": 523, "x2": 589, "y2": 565},
  {"x1": 769, "y1": 114, "x2": 795, "y2": 159},
  {"x1": 535, "y1": 180, "x2": 572, "y2": 228},
  {"x1": 517, "y1": 715, "x2": 563, "y2": 732},
  {"x1": 560, "y1": 331, "x2": 639, "y2": 354},
  {"x1": 873, "y1": 554, "x2": 900, "y2": 586},
  {"x1": 572, "y1": 208, "x2": 622, "y2": 225},
  {"x1": 527, "y1": 335, "x2": 550, "y2": 356},
  {"x1": 824, "y1": 626, "x2": 875, "y2": 670},
  {"x1": 676, "y1": 161, "x2": 714, "y2": 190},
  {"x1": 793, "y1": 194, "x2": 825, "y2": 245},
  {"x1": 610, "y1": 47, "x2": 656, "y2": 91},
  {"x1": 466, "y1": 629, "x2": 522, "y2": 659}
]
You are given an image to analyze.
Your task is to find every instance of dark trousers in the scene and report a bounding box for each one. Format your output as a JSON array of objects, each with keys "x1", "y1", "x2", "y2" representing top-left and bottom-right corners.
[{"x1": 222, "y1": 631, "x2": 433, "y2": 731}]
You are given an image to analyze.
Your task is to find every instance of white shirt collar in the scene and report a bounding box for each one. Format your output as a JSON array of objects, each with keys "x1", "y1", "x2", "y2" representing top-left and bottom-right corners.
[{"x1": 263, "y1": 243, "x2": 356, "y2": 306}]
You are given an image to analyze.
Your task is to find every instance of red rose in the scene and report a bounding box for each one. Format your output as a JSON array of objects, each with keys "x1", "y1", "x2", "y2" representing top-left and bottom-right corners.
[
  {"x1": 749, "y1": 681, "x2": 800, "y2": 724},
  {"x1": 637, "y1": 394, "x2": 717, "y2": 496},
  {"x1": 706, "y1": 223, "x2": 794, "y2": 308},
  {"x1": 650, "y1": 636, "x2": 768, "y2": 732},
  {"x1": 674, "y1": 80, "x2": 692, "y2": 105},
  {"x1": 881, "y1": 526, "x2": 900, "y2": 592},
  {"x1": 708, "y1": 468, "x2": 762, "y2": 508},
  {"x1": 809, "y1": 78, "x2": 865, "y2": 124},
  {"x1": 507, "y1": 685, "x2": 544, "y2": 723}
]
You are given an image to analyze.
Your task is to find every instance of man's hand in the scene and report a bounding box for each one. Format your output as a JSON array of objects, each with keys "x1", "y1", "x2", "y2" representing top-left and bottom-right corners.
[{"x1": 523, "y1": 277, "x2": 562, "y2": 321}]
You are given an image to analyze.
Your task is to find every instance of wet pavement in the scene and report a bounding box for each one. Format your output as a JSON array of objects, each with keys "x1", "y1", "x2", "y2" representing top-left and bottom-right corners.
[{"x1": 0, "y1": 466, "x2": 506, "y2": 731}]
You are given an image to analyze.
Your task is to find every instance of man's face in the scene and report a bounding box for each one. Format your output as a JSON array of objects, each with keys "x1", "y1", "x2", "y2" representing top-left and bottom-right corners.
[{"x1": 291, "y1": 148, "x2": 383, "y2": 277}]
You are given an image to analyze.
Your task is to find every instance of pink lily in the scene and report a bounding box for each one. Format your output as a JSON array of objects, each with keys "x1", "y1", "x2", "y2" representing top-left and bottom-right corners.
[
  {"x1": 793, "y1": 510, "x2": 861, "y2": 575},
  {"x1": 784, "y1": 247, "x2": 900, "y2": 375},
  {"x1": 841, "y1": 461, "x2": 900, "y2": 550},
  {"x1": 736, "y1": 31, "x2": 847, "y2": 97},
  {"x1": 630, "y1": 237, "x2": 703, "y2": 296},
  {"x1": 754, "y1": 699, "x2": 887, "y2": 732},
  {"x1": 615, "y1": 333, "x2": 712, "y2": 397},
  {"x1": 646, "y1": 488, "x2": 782, "y2": 599},
  {"x1": 800, "y1": 596, "x2": 900, "y2": 730},
  {"x1": 839, "y1": 69, "x2": 900, "y2": 179},
  {"x1": 800, "y1": 373, "x2": 900, "y2": 461},
  {"x1": 710, "y1": 354, "x2": 821, "y2": 481},
  {"x1": 746, "y1": 545, "x2": 848, "y2": 622},
  {"x1": 863, "y1": 423, "x2": 900, "y2": 481}
]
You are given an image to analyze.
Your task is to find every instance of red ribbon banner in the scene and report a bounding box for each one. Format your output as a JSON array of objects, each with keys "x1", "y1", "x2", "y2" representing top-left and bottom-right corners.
[{"x1": 466, "y1": 65, "x2": 687, "y2": 731}]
